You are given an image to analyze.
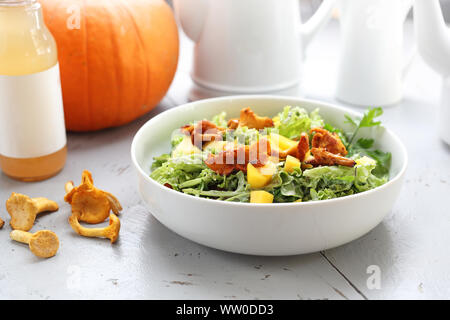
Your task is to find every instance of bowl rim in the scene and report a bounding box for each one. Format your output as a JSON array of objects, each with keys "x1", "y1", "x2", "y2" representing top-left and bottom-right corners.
[{"x1": 131, "y1": 95, "x2": 408, "y2": 207}]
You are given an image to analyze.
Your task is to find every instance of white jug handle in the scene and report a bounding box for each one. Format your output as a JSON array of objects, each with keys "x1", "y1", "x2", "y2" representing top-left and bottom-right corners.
[
  {"x1": 299, "y1": 0, "x2": 336, "y2": 59},
  {"x1": 402, "y1": 0, "x2": 415, "y2": 79},
  {"x1": 402, "y1": 0, "x2": 414, "y2": 20},
  {"x1": 403, "y1": 46, "x2": 416, "y2": 79}
]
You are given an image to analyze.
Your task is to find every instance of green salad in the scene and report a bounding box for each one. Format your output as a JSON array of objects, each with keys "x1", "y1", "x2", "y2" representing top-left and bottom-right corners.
[{"x1": 150, "y1": 106, "x2": 391, "y2": 203}]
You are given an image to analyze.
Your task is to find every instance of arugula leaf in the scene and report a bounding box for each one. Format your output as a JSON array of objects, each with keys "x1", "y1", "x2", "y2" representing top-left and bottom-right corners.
[
  {"x1": 360, "y1": 107, "x2": 383, "y2": 127},
  {"x1": 344, "y1": 115, "x2": 358, "y2": 127},
  {"x1": 344, "y1": 108, "x2": 391, "y2": 178},
  {"x1": 346, "y1": 107, "x2": 384, "y2": 146},
  {"x1": 355, "y1": 138, "x2": 374, "y2": 149},
  {"x1": 182, "y1": 188, "x2": 249, "y2": 199},
  {"x1": 225, "y1": 192, "x2": 250, "y2": 202}
]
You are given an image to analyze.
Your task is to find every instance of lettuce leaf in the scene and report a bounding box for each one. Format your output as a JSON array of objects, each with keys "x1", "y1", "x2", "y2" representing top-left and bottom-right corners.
[
  {"x1": 310, "y1": 108, "x2": 325, "y2": 128},
  {"x1": 182, "y1": 171, "x2": 250, "y2": 201},
  {"x1": 226, "y1": 126, "x2": 260, "y2": 145},
  {"x1": 353, "y1": 156, "x2": 388, "y2": 191},
  {"x1": 150, "y1": 106, "x2": 390, "y2": 203},
  {"x1": 151, "y1": 154, "x2": 170, "y2": 170},
  {"x1": 348, "y1": 138, "x2": 391, "y2": 178},
  {"x1": 170, "y1": 131, "x2": 185, "y2": 148},
  {"x1": 150, "y1": 155, "x2": 206, "y2": 190},
  {"x1": 275, "y1": 106, "x2": 323, "y2": 139},
  {"x1": 266, "y1": 156, "x2": 386, "y2": 202},
  {"x1": 211, "y1": 111, "x2": 228, "y2": 128}
]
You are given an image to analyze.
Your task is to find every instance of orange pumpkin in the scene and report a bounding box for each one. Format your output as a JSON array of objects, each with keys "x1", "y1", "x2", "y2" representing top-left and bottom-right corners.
[{"x1": 39, "y1": 0, "x2": 179, "y2": 131}]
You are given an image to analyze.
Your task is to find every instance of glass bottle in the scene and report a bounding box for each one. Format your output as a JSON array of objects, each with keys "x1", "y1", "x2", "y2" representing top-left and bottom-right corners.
[{"x1": 0, "y1": 0, "x2": 67, "y2": 181}]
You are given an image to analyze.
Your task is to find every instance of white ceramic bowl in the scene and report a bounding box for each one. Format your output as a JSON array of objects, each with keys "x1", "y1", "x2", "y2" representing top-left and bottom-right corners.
[{"x1": 131, "y1": 96, "x2": 407, "y2": 256}]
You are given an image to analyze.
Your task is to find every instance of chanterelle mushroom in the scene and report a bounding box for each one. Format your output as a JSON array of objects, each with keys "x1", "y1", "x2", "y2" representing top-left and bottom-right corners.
[
  {"x1": 69, "y1": 213, "x2": 120, "y2": 243},
  {"x1": 238, "y1": 107, "x2": 274, "y2": 129},
  {"x1": 0, "y1": 217, "x2": 4, "y2": 229},
  {"x1": 310, "y1": 127, "x2": 348, "y2": 156},
  {"x1": 307, "y1": 148, "x2": 356, "y2": 167},
  {"x1": 6, "y1": 193, "x2": 59, "y2": 231},
  {"x1": 10, "y1": 230, "x2": 59, "y2": 258},
  {"x1": 64, "y1": 170, "x2": 122, "y2": 224}
]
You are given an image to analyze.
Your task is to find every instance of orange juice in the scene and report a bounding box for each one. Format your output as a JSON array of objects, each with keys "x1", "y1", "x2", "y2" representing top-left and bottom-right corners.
[{"x1": 0, "y1": 0, "x2": 66, "y2": 181}]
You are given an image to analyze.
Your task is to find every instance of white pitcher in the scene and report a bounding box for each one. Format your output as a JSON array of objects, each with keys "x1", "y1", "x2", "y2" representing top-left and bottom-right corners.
[
  {"x1": 335, "y1": 0, "x2": 414, "y2": 107},
  {"x1": 414, "y1": 0, "x2": 450, "y2": 145},
  {"x1": 174, "y1": 0, "x2": 335, "y2": 96}
]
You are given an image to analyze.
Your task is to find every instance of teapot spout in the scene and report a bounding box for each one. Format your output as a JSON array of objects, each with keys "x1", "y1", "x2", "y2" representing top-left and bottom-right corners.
[
  {"x1": 414, "y1": 0, "x2": 450, "y2": 76},
  {"x1": 173, "y1": 0, "x2": 208, "y2": 43}
]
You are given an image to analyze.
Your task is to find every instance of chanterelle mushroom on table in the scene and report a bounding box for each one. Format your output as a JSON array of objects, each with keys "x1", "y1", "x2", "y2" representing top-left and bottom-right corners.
[
  {"x1": 69, "y1": 213, "x2": 120, "y2": 243},
  {"x1": 64, "y1": 170, "x2": 122, "y2": 224},
  {"x1": 0, "y1": 217, "x2": 4, "y2": 229},
  {"x1": 6, "y1": 193, "x2": 59, "y2": 231},
  {"x1": 10, "y1": 230, "x2": 59, "y2": 258}
]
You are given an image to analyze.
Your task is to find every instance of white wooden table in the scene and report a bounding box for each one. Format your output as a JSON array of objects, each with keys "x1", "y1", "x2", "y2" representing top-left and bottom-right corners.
[{"x1": 1, "y1": 20, "x2": 449, "y2": 300}]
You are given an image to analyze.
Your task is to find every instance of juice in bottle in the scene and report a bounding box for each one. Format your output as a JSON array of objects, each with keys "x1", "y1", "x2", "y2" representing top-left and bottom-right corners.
[{"x1": 0, "y1": 0, "x2": 67, "y2": 182}]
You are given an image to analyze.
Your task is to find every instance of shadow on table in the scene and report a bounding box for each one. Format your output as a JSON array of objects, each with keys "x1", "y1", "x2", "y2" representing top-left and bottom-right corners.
[
  {"x1": 136, "y1": 207, "x2": 396, "y2": 299},
  {"x1": 66, "y1": 103, "x2": 172, "y2": 153}
]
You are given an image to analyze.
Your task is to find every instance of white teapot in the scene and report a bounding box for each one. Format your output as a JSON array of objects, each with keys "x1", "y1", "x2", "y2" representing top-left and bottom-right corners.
[
  {"x1": 174, "y1": 0, "x2": 335, "y2": 96},
  {"x1": 414, "y1": 0, "x2": 450, "y2": 145}
]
